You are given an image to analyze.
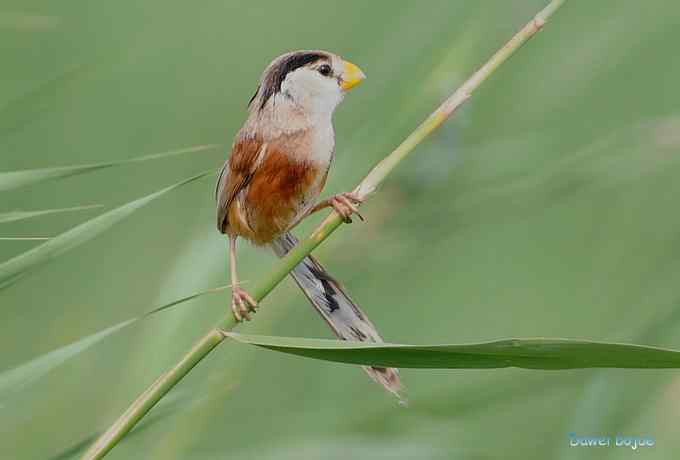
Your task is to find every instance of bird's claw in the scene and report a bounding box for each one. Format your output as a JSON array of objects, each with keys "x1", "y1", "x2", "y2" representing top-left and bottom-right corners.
[
  {"x1": 330, "y1": 192, "x2": 364, "y2": 224},
  {"x1": 231, "y1": 286, "x2": 258, "y2": 322}
]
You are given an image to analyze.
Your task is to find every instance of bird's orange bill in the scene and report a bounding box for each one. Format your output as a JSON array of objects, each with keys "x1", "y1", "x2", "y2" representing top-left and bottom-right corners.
[{"x1": 340, "y1": 60, "x2": 366, "y2": 90}]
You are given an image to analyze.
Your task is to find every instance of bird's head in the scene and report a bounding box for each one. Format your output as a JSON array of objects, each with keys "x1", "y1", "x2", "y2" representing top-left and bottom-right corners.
[{"x1": 249, "y1": 50, "x2": 366, "y2": 118}]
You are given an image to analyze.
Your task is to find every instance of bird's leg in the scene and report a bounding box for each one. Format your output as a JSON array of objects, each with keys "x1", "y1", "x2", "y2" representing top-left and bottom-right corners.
[
  {"x1": 229, "y1": 235, "x2": 257, "y2": 321},
  {"x1": 307, "y1": 192, "x2": 364, "y2": 224}
]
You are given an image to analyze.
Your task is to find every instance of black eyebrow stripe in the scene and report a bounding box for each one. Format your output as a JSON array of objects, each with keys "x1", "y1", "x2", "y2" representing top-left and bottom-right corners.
[{"x1": 258, "y1": 52, "x2": 328, "y2": 109}]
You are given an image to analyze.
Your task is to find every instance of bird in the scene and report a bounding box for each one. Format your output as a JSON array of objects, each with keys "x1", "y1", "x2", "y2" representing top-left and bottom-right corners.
[{"x1": 215, "y1": 50, "x2": 402, "y2": 398}]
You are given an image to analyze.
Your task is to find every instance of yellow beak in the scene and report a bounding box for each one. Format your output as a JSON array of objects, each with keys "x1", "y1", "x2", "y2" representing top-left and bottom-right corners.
[{"x1": 340, "y1": 60, "x2": 366, "y2": 91}]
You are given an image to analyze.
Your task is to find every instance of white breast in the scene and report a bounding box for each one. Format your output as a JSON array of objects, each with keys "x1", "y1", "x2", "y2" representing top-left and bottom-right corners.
[
  {"x1": 290, "y1": 118, "x2": 335, "y2": 224},
  {"x1": 309, "y1": 118, "x2": 336, "y2": 168}
]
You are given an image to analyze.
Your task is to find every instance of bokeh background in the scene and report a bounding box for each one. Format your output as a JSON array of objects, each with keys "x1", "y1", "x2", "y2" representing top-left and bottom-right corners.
[{"x1": 3, "y1": 1, "x2": 680, "y2": 458}]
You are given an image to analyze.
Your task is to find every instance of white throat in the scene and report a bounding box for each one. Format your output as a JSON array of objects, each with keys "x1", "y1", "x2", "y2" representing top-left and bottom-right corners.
[{"x1": 280, "y1": 67, "x2": 344, "y2": 121}]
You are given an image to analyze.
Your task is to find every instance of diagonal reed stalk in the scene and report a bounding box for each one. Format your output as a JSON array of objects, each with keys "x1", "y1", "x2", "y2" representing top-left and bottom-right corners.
[{"x1": 82, "y1": 1, "x2": 567, "y2": 458}]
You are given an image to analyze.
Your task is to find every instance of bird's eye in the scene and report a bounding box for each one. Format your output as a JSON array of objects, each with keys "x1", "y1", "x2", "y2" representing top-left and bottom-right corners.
[{"x1": 317, "y1": 64, "x2": 332, "y2": 77}]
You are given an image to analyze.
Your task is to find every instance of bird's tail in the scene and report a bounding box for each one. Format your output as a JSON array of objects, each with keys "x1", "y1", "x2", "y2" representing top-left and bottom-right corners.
[{"x1": 270, "y1": 231, "x2": 403, "y2": 400}]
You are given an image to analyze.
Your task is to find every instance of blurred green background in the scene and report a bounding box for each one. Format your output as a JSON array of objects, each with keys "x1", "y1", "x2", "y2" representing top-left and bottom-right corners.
[{"x1": 2, "y1": 0, "x2": 680, "y2": 458}]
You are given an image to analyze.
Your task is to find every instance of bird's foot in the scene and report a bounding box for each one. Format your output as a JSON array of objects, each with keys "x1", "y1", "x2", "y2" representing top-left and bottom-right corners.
[
  {"x1": 329, "y1": 192, "x2": 364, "y2": 223},
  {"x1": 231, "y1": 286, "x2": 258, "y2": 322}
]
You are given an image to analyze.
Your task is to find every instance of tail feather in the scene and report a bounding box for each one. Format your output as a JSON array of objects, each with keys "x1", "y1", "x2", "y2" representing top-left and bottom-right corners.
[{"x1": 270, "y1": 232, "x2": 403, "y2": 400}]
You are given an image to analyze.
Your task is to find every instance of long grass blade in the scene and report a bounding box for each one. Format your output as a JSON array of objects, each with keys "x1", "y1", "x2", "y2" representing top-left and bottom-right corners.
[
  {"x1": 0, "y1": 171, "x2": 211, "y2": 290},
  {"x1": 0, "y1": 284, "x2": 228, "y2": 401},
  {"x1": 225, "y1": 333, "x2": 680, "y2": 370},
  {"x1": 0, "y1": 237, "x2": 51, "y2": 241},
  {"x1": 0, "y1": 145, "x2": 218, "y2": 192},
  {"x1": 0, "y1": 205, "x2": 102, "y2": 224},
  {"x1": 0, "y1": 321, "x2": 133, "y2": 399}
]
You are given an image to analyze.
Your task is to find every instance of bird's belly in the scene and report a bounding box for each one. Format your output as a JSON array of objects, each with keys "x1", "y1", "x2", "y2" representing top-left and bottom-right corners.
[{"x1": 238, "y1": 153, "x2": 325, "y2": 245}]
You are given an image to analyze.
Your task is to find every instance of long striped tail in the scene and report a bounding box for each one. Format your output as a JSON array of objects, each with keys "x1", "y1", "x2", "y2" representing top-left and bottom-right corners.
[{"x1": 270, "y1": 231, "x2": 403, "y2": 400}]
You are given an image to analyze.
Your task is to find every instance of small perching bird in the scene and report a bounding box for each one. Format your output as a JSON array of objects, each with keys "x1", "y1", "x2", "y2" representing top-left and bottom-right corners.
[{"x1": 216, "y1": 50, "x2": 401, "y2": 398}]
